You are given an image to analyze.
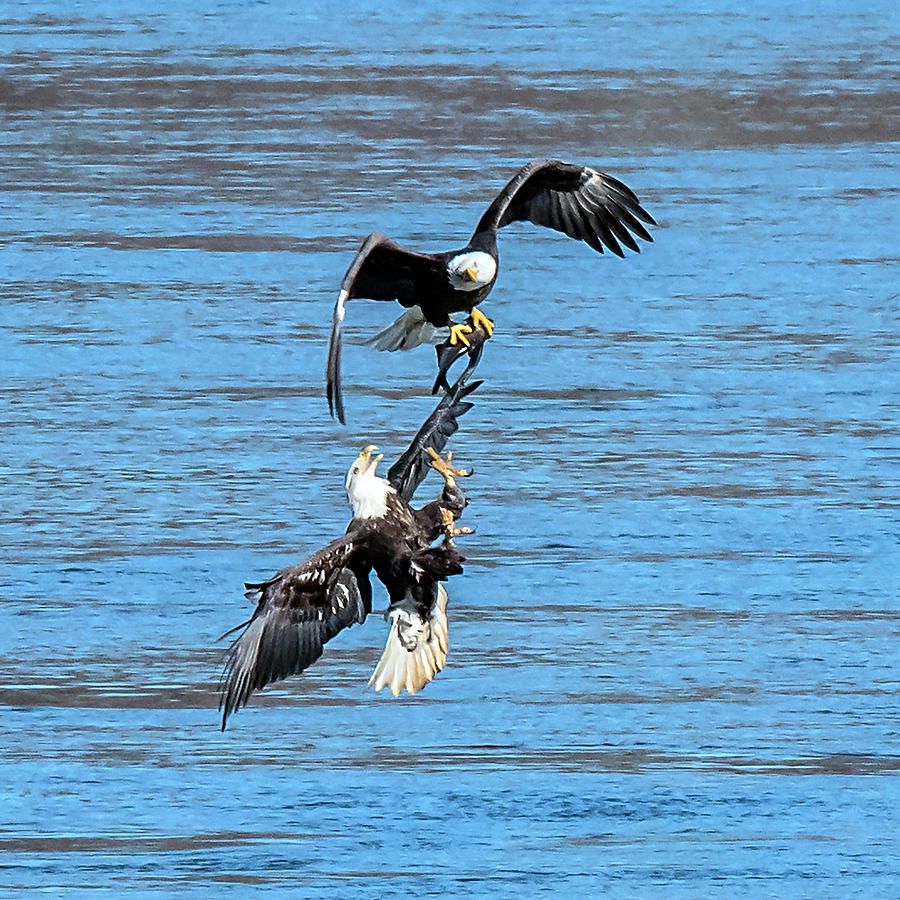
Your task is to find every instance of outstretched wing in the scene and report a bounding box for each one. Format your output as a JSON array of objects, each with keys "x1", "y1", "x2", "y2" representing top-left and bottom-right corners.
[
  {"x1": 219, "y1": 535, "x2": 373, "y2": 728},
  {"x1": 326, "y1": 232, "x2": 445, "y2": 424},
  {"x1": 473, "y1": 159, "x2": 655, "y2": 258},
  {"x1": 386, "y1": 375, "x2": 481, "y2": 503}
]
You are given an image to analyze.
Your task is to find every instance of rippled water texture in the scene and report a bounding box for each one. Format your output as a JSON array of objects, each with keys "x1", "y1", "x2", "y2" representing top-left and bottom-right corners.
[{"x1": 2, "y1": 1, "x2": 899, "y2": 896}]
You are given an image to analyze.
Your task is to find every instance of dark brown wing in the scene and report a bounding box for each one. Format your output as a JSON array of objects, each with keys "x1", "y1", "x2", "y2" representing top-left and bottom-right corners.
[
  {"x1": 387, "y1": 376, "x2": 481, "y2": 503},
  {"x1": 340, "y1": 232, "x2": 445, "y2": 304},
  {"x1": 326, "y1": 232, "x2": 445, "y2": 424},
  {"x1": 432, "y1": 319, "x2": 489, "y2": 395},
  {"x1": 473, "y1": 159, "x2": 655, "y2": 258},
  {"x1": 219, "y1": 535, "x2": 372, "y2": 728}
]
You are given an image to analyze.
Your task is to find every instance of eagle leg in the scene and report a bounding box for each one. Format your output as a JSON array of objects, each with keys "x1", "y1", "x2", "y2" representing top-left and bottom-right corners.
[
  {"x1": 427, "y1": 447, "x2": 471, "y2": 489},
  {"x1": 469, "y1": 307, "x2": 494, "y2": 336},
  {"x1": 439, "y1": 506, "x2": 474, "y2": 540}
]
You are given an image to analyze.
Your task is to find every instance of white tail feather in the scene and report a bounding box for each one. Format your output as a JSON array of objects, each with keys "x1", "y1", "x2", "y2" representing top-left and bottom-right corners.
[
  {"x1": 368, "y1": 585, "x2": 449, "y2": 696},
  {"x1": 366, "y1": 306, "x2": 448, "y2": 352}
]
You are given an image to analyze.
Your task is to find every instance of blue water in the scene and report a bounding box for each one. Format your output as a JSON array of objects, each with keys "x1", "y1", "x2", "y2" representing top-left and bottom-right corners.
[{"x1": 2, "y1": 1, "x2": 899, "y2": 896}]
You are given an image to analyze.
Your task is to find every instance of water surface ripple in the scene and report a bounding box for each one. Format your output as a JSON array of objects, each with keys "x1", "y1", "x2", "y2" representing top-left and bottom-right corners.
[{"x1": 2, "y1": 2, "x2": 899, "y2": 897}]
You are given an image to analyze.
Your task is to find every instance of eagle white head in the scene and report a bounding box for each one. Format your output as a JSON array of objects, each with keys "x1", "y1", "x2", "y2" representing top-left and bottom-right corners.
[
  {"x1": 346, "y1": 445, "x2": 394, "y2": 519},
  {"x1": 447, "y1": 251, "x2": 497, "y2": 291}
]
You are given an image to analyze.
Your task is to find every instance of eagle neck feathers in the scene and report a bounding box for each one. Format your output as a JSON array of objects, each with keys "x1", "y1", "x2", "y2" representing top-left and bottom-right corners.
[{"x1": 348, "y1": 476, "x2": 395, "y2": 519}]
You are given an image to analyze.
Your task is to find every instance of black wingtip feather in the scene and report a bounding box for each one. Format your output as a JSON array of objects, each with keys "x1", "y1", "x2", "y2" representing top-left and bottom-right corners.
[
  {"x1": 604, "y1": 211, "x2": 641, "y2": 254},
  {"x1": 326, "y1": 317, "x2": 346, "y2": 425},
  {"x1": 387, "y1": 373, "x2": 483, "y2": 502}
]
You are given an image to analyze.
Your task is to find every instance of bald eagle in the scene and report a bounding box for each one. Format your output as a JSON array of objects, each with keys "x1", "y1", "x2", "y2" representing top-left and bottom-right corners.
[
  {"x1": 326, "y1": 157, "x2": 656, "y2": 423},
  {"x1": 218, "y1": 375, "x2": 480, "y2": 728}
]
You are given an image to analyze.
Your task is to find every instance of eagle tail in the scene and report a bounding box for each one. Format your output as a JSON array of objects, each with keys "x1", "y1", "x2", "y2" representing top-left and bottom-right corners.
[
  {"x1": 366, "y1": 307, "x2": 447, "y2": 352},
  {"x1": 367, "y1": 584, "x2": 449, "y2": 696}
]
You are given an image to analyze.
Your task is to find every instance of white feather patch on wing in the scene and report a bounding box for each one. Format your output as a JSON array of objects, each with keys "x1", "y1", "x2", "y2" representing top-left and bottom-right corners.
[
  {"x1": 366, "y1": 306, "x2": 449, "y2": 351},
  {"x1": 368, "y1": 584, "x2": 449, "y2": 696},
  {"x1": 335, "y1": 288, "x2": 348, "y2": 323}
]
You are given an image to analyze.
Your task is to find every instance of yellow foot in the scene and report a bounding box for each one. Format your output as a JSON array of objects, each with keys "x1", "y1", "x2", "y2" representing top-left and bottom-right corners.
[
  {"x1": 439, "y1": 506, "x2": 473, "y2": 540},
  {"x1": 469, "y1": 307, "x2": 494, "y2": 336},
  {"x1": 449, "y1": 322, "x2": 472, "y2": 347},
  {"x1": 427, "y1": 447, "x2": 471, "y2": 488}
]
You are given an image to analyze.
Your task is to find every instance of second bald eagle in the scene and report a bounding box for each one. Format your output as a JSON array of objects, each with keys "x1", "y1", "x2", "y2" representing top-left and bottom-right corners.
[{"x1": 326, "y1": 158, "x2": 656, "y2": 423}]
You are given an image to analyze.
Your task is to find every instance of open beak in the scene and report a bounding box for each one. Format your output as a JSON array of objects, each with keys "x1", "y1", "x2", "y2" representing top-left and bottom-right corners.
[
  {"x1": 464, "y1": 266, "x2": 478, "y2": 282},
  {"x1": 359, "y1": 444, "x2": 383, "y2": 473}
]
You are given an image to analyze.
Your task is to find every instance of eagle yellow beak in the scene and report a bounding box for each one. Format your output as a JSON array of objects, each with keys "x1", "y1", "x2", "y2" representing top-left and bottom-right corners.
[
  {"x1": 464, "y1": 266, "x2": 478, "y2": 282},
  {"x1": 358, "y1": 444, "x2": 383, "y2": 473}
]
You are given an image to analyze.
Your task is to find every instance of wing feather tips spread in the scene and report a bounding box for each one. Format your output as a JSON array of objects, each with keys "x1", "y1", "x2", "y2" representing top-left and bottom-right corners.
[
  {"x1": 609, "y1": 200, "x2": 654, "y2": 243},
  {"x1": 602, "y1": 208, "x2": 641, "y2": 254},
  {"x1": 218, "y1": 611, "x2": 328, "y2": 729},
  {"x1": 219, "y1": 568, "x2": 370, "y2": 729},
  {"x1": 481, "y1": 158, "x2": 655, "y2": 256},
  {"x1": 571, "y1": 194, "x2": 610, "y2": 255},
  {"x1": 584, "y1": 171, "x2": 656, "y2": 231},
  {"x1": 386, "y1": 378, "x2": 482, "y2": 502},
  {"x1": 218, "y1": 615, "x2": 267, "y2": 728},
  {"x1": 589, "y1": 171, "x2": 657, "y2": 226}
]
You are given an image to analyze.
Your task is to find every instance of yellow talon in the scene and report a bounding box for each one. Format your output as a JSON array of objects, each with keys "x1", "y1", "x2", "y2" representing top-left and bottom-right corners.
[
  {"x1": 439, "y1": 506, "x2": 472, "y2": 540},
  {"x1": 449, "y1": 323, "x2": 472, "y2": 347},
  {"x1": 470, "y1": 307, "x2": 494, "y2": 336},
  {"x1": 427, "y1": 447, "x2": 470, "y2": 488}
]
